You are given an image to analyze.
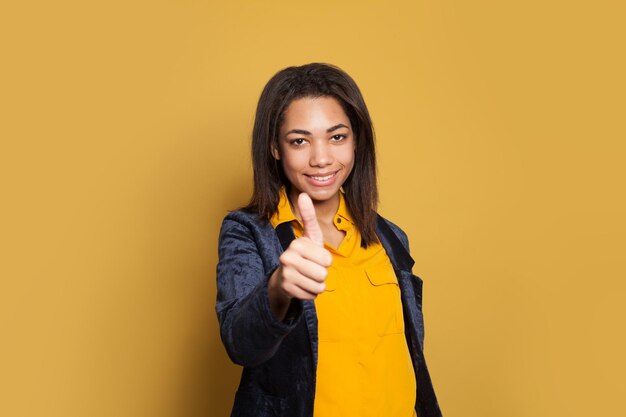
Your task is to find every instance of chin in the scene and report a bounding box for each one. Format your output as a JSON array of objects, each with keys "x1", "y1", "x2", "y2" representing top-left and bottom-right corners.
[{"x1": 304, "y1": 186, "x2": 342, "y2": 202}]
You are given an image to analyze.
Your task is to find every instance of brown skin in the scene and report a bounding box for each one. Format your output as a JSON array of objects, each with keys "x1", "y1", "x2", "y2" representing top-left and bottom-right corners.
[
  {"x1": 268, "y1": 193, "x2": 332, "y2": 320},
  {"x1": 268, "y1": 97, "x2": 356, "y2": 320}
]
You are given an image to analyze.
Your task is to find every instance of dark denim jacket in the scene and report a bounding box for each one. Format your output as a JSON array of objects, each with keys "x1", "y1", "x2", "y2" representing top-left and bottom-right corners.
[{"x1": 216, "y1": 209, "x2": 443, "y2": 417}]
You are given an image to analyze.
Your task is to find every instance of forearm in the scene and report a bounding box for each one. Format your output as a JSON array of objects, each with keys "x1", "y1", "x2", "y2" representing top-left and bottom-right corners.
[
  {"x1": 218, "y1": 271, "x2": 300, "y2": 367},
  {"x1": 267, "y1": 267, "x2": 291, "y2": 321},
  {"x1": 216, "y1": 216, "x2": 304, "y2": 367}
]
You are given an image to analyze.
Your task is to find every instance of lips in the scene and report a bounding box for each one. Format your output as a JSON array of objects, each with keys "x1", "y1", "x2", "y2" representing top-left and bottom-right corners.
[
  {"x1": 304, "y1": 170, "x2": 340, "y2": 186},
  {"x1": 308, "y1": 172, "x2": 336, "y2": 181}
]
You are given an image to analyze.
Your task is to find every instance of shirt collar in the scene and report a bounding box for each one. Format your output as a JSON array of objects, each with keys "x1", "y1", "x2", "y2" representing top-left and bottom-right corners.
[
  {"x1": 269, "y1": 188, "x2": 298, "y2": 229},
  {"x1": 269, "y1": 188, "x2": 354, "y2": 231}
]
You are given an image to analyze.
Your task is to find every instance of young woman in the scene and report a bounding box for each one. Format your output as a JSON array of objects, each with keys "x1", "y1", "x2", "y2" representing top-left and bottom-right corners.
[{"x1": 216, "y1": 63, "x2": 442, "y2": 417}]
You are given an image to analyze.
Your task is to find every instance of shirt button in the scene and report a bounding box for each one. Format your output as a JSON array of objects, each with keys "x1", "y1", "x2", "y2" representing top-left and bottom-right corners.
[{"x1": 336, "y1": 217, "x2": 342, "y2": 223}]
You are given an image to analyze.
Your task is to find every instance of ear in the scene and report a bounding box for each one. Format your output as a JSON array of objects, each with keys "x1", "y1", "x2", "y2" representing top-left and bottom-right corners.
[{"x1": 271, "y1": 144, "x2": 281, "y2": 160}]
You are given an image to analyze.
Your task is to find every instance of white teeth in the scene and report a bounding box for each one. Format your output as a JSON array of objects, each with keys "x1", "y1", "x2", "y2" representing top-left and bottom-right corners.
[{"x1": 311, "y1": 173, "x2": 335, "y2": 181}]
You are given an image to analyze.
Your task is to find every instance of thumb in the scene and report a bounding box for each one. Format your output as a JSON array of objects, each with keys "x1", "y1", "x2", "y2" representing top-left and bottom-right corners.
[{"x1": 297, "y1": 193, "x2": 324, "y2": 246}]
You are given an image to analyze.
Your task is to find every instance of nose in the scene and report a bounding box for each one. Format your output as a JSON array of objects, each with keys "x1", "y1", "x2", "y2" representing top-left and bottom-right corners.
[{"x1": 309, "y1": 140, "x2": 333, "y2": 167}]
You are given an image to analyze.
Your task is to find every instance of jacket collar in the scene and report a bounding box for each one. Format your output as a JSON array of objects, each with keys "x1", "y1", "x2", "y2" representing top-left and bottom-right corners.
[{"x1": 375, "y1": 215, "x2": 415, "y2": 272}]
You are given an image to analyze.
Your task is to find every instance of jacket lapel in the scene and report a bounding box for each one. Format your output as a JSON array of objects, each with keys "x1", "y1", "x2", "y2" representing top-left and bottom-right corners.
[
  {"x1": 376, "y1": 216, "x2": 426, "y2": 352},
  {"x1": 275, "y1": 222, "x2": 319, "y2": 367},
  {"x1": 276, "y1": 217, "x2": 423, "y2": 368}
]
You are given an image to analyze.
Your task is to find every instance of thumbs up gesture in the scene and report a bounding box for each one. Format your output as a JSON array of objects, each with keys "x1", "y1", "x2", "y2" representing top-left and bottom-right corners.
[
  {"x1": 298, "y1": 193, "x2": 325, "y2": 246},
  {"x1": 268, "y1": 193, "x2": 333, "y2": 320}
]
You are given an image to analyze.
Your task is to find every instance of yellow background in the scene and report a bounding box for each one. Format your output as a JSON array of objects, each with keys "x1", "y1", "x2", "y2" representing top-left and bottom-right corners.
[{"x1": 1, "y1": 1, "x2": 625, "y2": 416}]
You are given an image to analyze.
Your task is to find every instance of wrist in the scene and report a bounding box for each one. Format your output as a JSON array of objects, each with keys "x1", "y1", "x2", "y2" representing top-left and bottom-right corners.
[{"x1": 268, "y1": 267, "x2": 291, "y2": 320}]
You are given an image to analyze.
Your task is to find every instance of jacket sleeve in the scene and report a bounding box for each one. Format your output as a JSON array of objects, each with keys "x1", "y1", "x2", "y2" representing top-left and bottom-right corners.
[{"x1": 215, "y1": 216, "x2": 300, "y2": 367}]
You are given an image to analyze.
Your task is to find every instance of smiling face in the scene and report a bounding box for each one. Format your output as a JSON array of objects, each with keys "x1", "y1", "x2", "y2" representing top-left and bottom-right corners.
[{"x1": 273, "y1": 96, "x2": 355, "y2": 209}]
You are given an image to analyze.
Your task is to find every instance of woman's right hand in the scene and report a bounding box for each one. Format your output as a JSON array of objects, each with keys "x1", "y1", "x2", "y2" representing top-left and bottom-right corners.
[{"x1": 268, "y1": 193, "x2": 333, "y2": 320}]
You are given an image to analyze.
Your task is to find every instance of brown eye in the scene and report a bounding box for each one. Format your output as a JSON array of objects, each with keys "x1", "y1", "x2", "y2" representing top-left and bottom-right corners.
[{"x1": 290, "y1": 138, "x2": 307, "y2": 146}]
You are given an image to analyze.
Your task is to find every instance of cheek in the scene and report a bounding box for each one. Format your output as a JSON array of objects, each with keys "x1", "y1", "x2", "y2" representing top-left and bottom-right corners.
[
  {"x1": 280, "y1": 151, "x2": 307, "y2": 175},
  {"x1": 339, "y1": 145, "x2": 356, "y2": 169}
]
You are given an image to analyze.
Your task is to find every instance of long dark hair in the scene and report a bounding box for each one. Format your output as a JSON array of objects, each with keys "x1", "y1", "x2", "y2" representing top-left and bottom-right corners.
[{"x1": 243, "y1": 63, "x2": 379, "y2": 246}]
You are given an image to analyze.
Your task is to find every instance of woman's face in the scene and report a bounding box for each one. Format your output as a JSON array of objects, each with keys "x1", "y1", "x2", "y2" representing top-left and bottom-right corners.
[{"x1": 273, "y1": 96, "x2": 355, "y2": 205}]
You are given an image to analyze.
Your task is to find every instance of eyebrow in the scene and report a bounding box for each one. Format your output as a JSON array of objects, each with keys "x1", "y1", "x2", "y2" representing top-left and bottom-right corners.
[{"x1": 285, "y1": 124, "x2": 350, "y2": 136}]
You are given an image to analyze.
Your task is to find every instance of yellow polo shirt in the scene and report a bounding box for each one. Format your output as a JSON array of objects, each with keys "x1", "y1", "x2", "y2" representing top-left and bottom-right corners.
[{"x1": 271, "y1": 190, "x2": 417, "y2": 417}]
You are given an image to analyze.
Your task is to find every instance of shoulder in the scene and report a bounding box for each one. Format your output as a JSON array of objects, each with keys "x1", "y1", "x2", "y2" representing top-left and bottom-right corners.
[
  {"x1": 218, "y1": 209, "x2": 277, "y2": 247},
  {"x1": 377, "y1": 214, "x2": 411, "y2": 251},
  {"x1": 218, "y1": 209, "x2": 283, "y2": 272},
  {"x1": 220, "y1": 209, "x2": 269, "y2": 236},
  {"x1": 221, "y1": 209, "x2": 265, "y2": 227}
]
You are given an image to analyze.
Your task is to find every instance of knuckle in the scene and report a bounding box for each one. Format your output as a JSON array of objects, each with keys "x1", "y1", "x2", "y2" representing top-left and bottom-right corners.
[
  {"x1": 320, "y1": 268, "x2": 328, "y2": 279},
  {"x1": 310, "y1": 265, "x2": 326, "y2": 280},
  {"x1": 291, "y1": 239, "x2": 304, "y2": 251},
  {"x1": 314, "y1": 249, "x2": 332, "y2": 267},
  {"x1": 283, "y1": 282, "x2": 297, "y2": 296},
  {"x1": 280, "y1": 251, "x2": 295, "y2": 266},
  {"x1": 281, "y1": 268, "x2": 294, "y2": 283}
]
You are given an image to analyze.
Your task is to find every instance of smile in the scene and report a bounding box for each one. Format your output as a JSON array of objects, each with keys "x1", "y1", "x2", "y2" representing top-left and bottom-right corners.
[
  {"x1": 309, "y1": 172, "x2": 336, "y2": 181},
  {"x1": 304, "y1": 170, "x2": 340, "y2": 186}
]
